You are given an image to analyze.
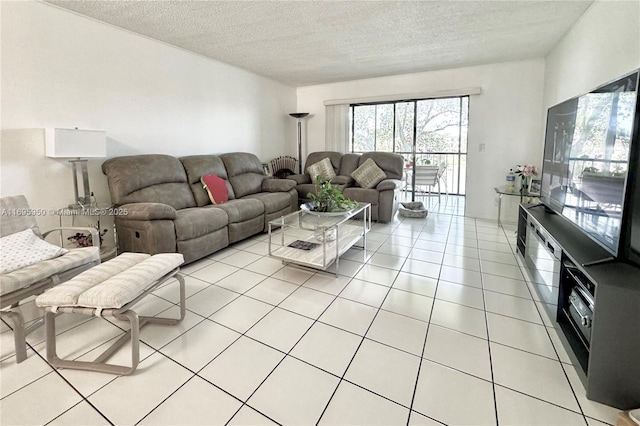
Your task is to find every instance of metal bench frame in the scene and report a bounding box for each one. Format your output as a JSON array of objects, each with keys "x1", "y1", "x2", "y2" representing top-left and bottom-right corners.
[{"x1": 43, "y1": 268, "x2": 185, "y2": 375}]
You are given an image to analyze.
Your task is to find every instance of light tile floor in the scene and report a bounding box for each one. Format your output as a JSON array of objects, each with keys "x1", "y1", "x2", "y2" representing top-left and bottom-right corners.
[{"x1": 0, "y1": 197, "x2": 623, "y2": 425}]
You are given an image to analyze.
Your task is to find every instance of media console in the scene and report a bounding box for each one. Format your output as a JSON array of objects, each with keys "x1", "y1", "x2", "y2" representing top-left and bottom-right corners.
[{"x1": 518, "y1": 203, "x2": 640, "y2": 410}]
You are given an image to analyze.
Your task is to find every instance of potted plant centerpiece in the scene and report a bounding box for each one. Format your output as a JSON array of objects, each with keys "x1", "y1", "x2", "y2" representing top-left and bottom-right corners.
[
  {"x1": 304, "y1": 178, "x2": 358, "y2": 241},
  {"x1": 306, "y1": 178, "x2": 357, "y2": 213}
]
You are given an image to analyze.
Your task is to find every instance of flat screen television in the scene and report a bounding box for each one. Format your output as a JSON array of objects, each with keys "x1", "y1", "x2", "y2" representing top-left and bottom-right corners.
[{"x1": 540, "y1": 70, "x2": 640, "y2": 264}]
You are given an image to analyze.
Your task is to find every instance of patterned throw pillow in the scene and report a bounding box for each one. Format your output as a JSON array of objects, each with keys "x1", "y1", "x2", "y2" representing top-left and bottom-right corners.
[
  {"x1": 307, "y1": 157, "x2": 337, "y2": 182},
  {"x1": 201, "y1": 174, "x2": 229, "y2": 204},
  {"x1": 0, "y1": 229, "x2": 68, "y2": 274},
  {"x1": 351, "y1": 158, "x2": 387, "y2": 189}
]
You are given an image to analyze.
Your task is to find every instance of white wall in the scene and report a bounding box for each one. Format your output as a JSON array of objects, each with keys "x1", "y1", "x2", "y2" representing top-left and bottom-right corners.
[
  {"x1": 297, "y1": 60, "x2": 546, "y2": 221},
  {"x1": 0, "y1": 1, "x2": 297, "y2": 232},
  {"x1": 544, "y1": 0, "x2": 640, "y2": 109}
]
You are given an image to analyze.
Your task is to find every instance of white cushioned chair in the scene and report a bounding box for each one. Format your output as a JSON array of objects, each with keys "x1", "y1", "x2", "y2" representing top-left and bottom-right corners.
[{"x1": 0, "y1": 195, "x2": 101, "y2": 363}]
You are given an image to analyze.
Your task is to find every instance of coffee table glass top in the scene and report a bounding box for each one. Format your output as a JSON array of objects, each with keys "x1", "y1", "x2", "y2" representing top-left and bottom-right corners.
[{"x1": 268, "y1": 203, "x2": 371, "y2": 273}]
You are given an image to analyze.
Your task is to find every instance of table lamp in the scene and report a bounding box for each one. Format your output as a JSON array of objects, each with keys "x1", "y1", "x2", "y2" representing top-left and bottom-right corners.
[{"x1": 46, "y1": 128, "x2": 107, "y2": 208}]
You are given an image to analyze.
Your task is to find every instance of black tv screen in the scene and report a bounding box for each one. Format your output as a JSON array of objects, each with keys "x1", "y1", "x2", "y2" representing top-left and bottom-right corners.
[{"x1": 540, "y1": 70, "x2": 640, "y2": 257}]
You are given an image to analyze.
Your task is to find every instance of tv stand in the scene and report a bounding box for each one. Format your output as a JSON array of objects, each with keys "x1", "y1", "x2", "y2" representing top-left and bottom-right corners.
[{"x1": 518, "y1": 204, "x2": 640, "y2": 410}]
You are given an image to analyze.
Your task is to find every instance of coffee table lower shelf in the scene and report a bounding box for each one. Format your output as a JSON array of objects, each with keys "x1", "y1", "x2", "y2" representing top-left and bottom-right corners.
[{"x1": 268, "y1": 203, "x2": 371, "y2": 275}]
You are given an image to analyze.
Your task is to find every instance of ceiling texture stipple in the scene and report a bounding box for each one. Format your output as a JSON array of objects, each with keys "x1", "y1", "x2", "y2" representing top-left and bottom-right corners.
[{"x1": 45, "y1": 0, "x2": 594, "y2": 87}]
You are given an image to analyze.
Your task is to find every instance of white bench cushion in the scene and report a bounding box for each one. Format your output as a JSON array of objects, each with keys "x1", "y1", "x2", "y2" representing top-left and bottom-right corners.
[
  {"x1": 36, "y1": 253, "x2": 184, "y2": 309},
  {"x1": 1, "y1": 247, "x2": 100, "y2": 296}
]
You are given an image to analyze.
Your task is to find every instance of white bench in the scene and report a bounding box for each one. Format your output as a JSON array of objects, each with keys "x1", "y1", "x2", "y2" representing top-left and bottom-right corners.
[{"x1": 35, "y1": 252, "x2": 185, "y2": 375}]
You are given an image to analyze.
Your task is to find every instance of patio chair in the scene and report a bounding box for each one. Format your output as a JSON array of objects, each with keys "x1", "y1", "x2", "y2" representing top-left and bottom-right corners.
[
  {"x1": 413, "y1": 165, "x2": 441, "y2": 201},
  {"x1": 437, "y1": 163, "x2": 448, "y2": 195},
  {"x1": 0, "y1": 195, "x2": 101, "y2": 363}
]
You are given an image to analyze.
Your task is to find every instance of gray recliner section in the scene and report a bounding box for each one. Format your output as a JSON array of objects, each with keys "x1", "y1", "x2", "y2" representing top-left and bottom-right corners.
[
  {"x1": 102, "y1": 152, "x2": 297, "y2": 264},
  {"x1": 288, "y1": 151, "x2": 404, "y2": 222}
]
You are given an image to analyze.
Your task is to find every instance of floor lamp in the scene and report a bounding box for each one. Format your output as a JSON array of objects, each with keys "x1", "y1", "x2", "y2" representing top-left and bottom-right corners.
[{"x1": 289, "y1": 113, "x2": 309, "y2": 174}]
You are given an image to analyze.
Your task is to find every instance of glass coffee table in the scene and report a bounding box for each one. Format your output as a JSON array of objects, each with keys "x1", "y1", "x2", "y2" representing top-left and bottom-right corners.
[{"x1": 268, "y1": 203, "x2": 371, "y2": 275}]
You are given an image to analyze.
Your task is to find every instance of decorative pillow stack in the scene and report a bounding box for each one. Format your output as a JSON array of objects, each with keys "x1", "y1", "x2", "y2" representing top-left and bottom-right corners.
[
  {"x1": 201, "y1": 174, "x2": 229, "y2": 204},
  {"x1": 307, "y1": 157, "x2": 336, "y2": 182},
  {"x1": 351, "y1": 158, "x2": 387, "y2": 189},
  {"x1": 0, "y1": 229, "x2": 68, "y2": 274}
]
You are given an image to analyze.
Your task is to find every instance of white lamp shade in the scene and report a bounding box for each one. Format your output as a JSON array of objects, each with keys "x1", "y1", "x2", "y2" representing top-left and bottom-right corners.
[{"x1": 45, "y1": 128, "x2": 107, "y2": 158}]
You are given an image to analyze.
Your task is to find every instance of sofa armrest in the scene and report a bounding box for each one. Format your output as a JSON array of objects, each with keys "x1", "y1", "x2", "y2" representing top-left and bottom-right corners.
[
  {"x1": 117, "y1": 203, "x2": 177, "y2": 220},
  {"x1": 261, "y1": 178, "x2": 297, "y2": 192},
  {"x1": 376, "y1": 179, "x2": 402, "y2": 191},
  {"x1": 331, "y1": 175, "x2": 354, "y2": 186},
  {"x1": 287, "y1": 174, "x2": 311, "y2": 185}
]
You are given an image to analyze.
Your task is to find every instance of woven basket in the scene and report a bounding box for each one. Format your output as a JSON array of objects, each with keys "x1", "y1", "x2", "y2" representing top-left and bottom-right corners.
[{"x1": 399, "y1": 201, "x2": 428, "y2": 218}]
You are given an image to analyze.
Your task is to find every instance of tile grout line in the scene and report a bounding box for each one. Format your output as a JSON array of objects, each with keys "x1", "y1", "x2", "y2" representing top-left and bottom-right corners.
[
  {"x1": 314, "y1": 220, "x2": 411, "y2": 424},
  {"x1": 481, "y1": 220, "x2": 505, "y2": 426},
  {"x1": 404, "y1": 214, "x2": 454, "y2": 425}
]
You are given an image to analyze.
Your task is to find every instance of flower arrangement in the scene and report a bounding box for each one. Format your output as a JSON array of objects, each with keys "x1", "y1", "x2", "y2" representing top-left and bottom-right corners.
[
  {"x1": 514, "y1": 164, "x2": 539, "y2": 193},
  {"x1": 67, "y1": 226, "x2": 108, "y2": 248},
  {"x1": 515, "y1": 164, "x2": 539, "y2": 177}
]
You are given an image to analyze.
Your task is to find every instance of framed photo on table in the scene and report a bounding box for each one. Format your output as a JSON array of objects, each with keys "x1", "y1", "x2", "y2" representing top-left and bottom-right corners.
[{"x1": 529, "y1": 179, "x2": 541, "y2": 196}]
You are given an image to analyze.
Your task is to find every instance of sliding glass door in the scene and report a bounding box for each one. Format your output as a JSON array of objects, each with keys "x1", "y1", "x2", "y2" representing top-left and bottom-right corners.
[{"x1": 350, "y1": 96, "x2": 468, "y2": 196}]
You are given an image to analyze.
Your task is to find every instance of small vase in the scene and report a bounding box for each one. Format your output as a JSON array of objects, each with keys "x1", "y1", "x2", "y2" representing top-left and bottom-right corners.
[{"x1": 520, "y1": 176, "x2": 529, "y2": 194}]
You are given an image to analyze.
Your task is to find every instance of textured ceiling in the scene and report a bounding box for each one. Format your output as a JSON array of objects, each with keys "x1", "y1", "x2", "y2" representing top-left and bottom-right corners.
[{"x1": 45, "y1": 0, "x2": 593, "y2": 87}]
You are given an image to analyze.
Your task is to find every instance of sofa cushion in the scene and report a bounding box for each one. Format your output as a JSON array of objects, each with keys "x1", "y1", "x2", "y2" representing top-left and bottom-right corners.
[
  {"x1": 180, "y1": 155, "x2": 236, "y2": 206},
  {"x1": 102, "y1": 154, "x2": 196, "y2": 210},
  {"x1": 296, "y1": 181, "x2": 349, "y2": 202},
  {"x1": 360, "y1": 152, "x2": 404, "y2": 180},
  {"x1": 1, "y1": 229, "x2": 68, "y2": 274},
  {"x1": 286, "y1": 174, "x2": 311, "y2": 185},
  {"x1": 221, "y1": 153, "x2": 266, "y2": 198},
  {"x1": 343, "y1": 187, "x2": 380, "y2": 206},
  {"x1": 307, "y1": 157, "x2": 336, "y2": 183},
  {"x1": 330, "y1": 175, "x2": 354, "y2": 186},
  {"x1": 339, "y1": 153, "x2": 361, "y2": 176},
  {"x1": 262, "y1": 178, "x2": 297, "y2": 192},
  {"x1": 207, "y1": 199, "x2": 264, "y2": 224},
  {"x1": 303, "y1": 152, "x2": 342, "y2": 176},
  {"x1": 351, "y1": 158, "x2": 387, "y2": 189},
  {"x1": 173, "y1": 207, "x2": 228, "y2": 241},
  {"x1": 244, "y1": 192, "x2": 293, "y2": 214},
  {"x1": 201, "y1": 174, "x2": 229, "y2": 204}
]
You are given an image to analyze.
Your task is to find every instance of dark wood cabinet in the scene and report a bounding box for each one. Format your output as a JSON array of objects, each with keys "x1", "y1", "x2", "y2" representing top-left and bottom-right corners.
[{"x1": 518, "y1": 204, "x2": 640, "y2": 410}]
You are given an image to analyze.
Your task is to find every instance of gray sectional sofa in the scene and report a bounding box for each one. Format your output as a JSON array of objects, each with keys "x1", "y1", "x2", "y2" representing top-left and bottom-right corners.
[
  {"x1": 287, "y1": 151, "x2": 404, "y2": 222},
  {"x1": 102, "y1": 152, "x2": 297, "y2": 264}
]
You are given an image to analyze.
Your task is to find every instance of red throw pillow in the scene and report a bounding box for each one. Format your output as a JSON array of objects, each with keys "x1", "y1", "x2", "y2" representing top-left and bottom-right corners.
[{"x1": 201, "y1": 174, "x2": 229, "y2": 204}]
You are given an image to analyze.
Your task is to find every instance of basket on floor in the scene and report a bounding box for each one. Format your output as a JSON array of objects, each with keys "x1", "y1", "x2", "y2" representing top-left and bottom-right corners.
[{"x1": 399, "y1": 201, "x2": 428, "y2": 218}]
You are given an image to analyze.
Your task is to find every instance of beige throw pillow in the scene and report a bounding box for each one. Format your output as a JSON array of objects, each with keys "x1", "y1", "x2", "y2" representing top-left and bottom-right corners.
[
  {"x1": 307, "y1": 157, "x2": 336, "y2": 182},
  {"x1": 351, "y1": 158, "x2": 387, "y2": 189}
]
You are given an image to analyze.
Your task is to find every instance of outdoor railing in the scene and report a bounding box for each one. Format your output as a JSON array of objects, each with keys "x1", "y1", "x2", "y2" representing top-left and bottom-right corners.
[{"x1": 398, "y1": 152, "x2": 467, "y2": 195}]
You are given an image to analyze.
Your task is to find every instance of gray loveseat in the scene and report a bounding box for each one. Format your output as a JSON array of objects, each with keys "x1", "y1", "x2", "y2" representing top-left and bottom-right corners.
[
  {"x1": 102, "y1": 152, "x2": 297, "y2": 264},
  {"x1": 287, "y1": 151, "x2": 404, "y2": 222}
]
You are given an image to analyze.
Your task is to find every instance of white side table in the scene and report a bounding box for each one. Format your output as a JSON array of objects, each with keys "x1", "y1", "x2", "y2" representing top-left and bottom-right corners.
[{"x1": 494, "y1": 186, "x2": 539, "y2": 227}]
